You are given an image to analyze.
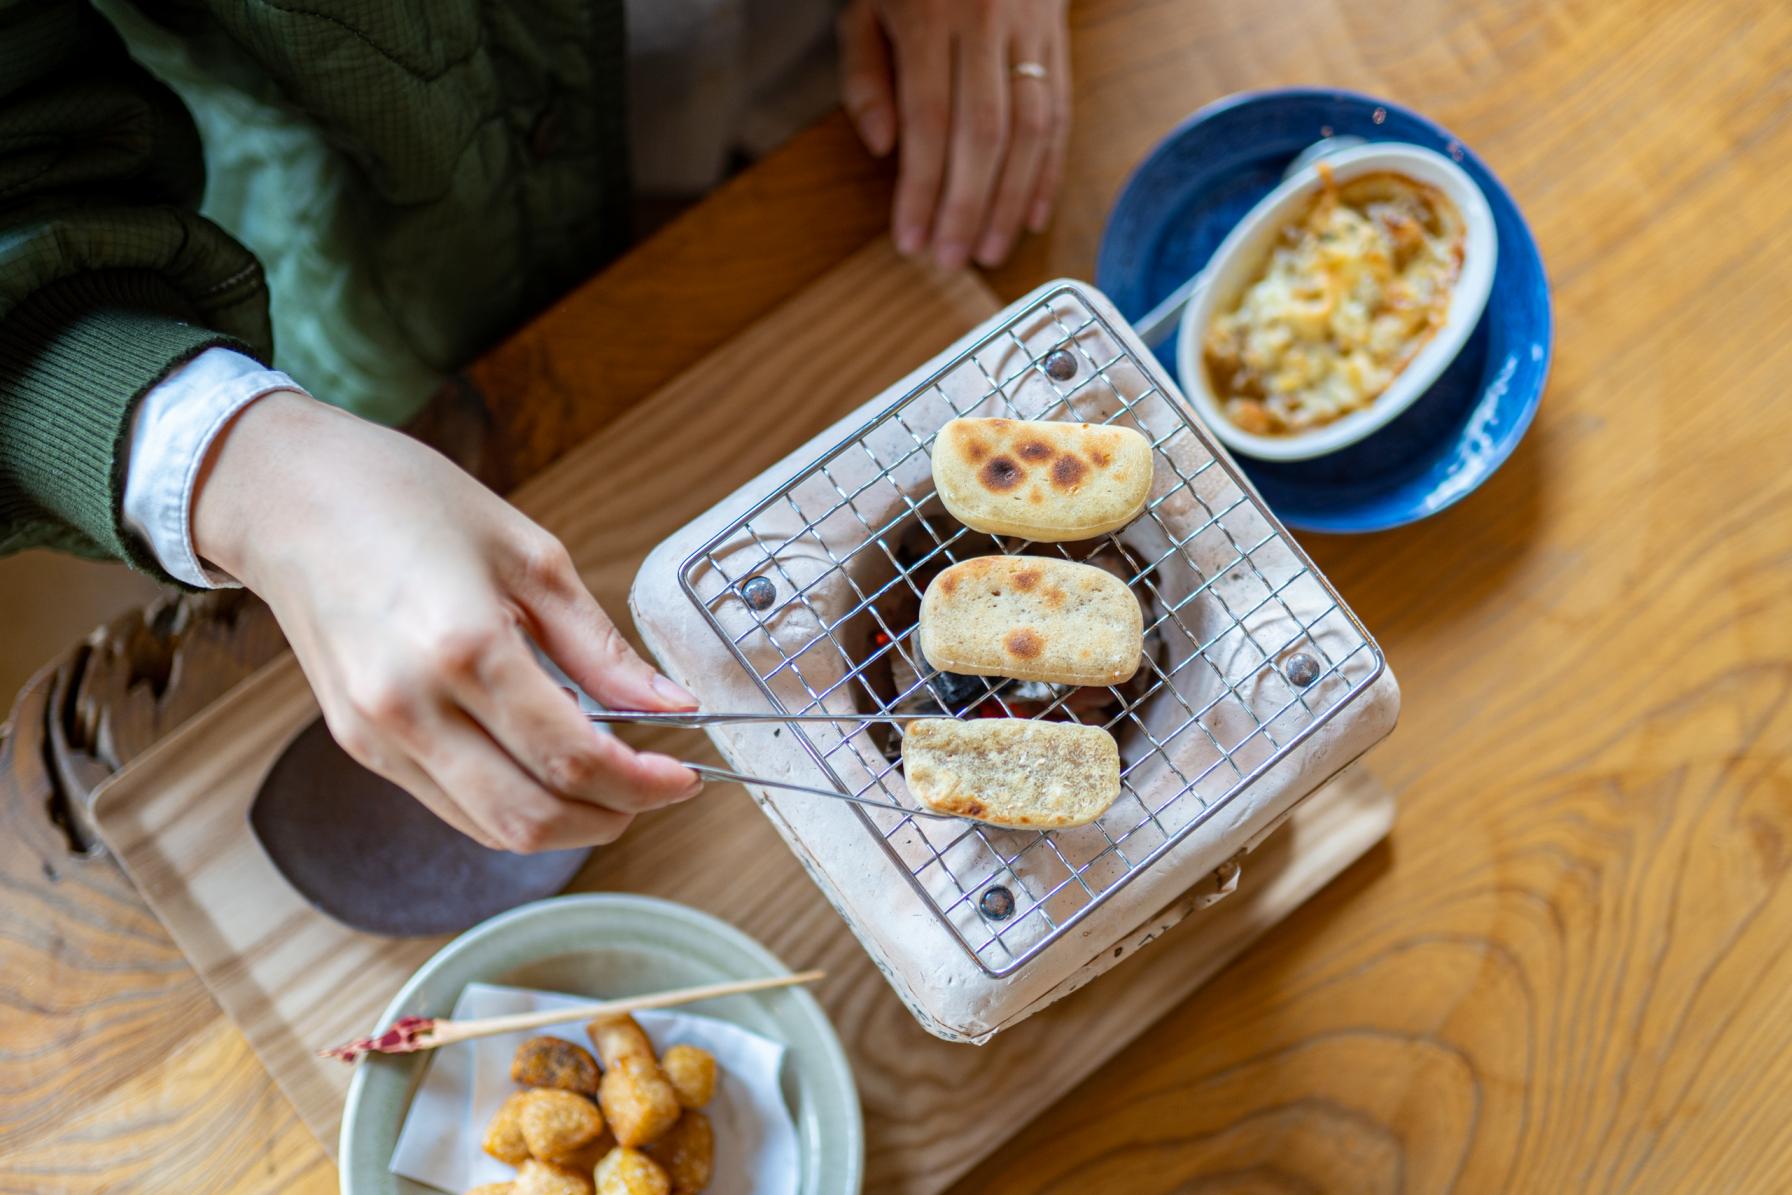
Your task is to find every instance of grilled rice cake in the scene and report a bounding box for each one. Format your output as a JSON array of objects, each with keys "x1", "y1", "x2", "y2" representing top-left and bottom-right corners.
[
  {"x1": 919, "y1": 555, "x2": 1143, "y2": 686},
  {"x1": 902, "y1": 718, "x2": 1121, "y2": 828},
  {"x1": 932, "y1": 417, "x2": 1153, "y2": 540}
]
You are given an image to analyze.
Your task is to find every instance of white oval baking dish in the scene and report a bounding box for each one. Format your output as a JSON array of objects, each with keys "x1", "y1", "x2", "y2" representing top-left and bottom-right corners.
[{"x1": 1177, "y1": 142, "x2": 1499, "y2": 462}]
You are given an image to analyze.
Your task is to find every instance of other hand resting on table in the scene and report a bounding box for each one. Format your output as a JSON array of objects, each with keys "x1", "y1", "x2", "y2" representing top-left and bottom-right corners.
[{"x1": 838, "y1": 0, "x2": 1072, "y2": 269}]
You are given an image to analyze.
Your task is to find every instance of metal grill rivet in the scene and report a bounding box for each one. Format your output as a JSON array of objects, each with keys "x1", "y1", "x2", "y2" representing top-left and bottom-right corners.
[
  {"x1": 1283, "y1": 652, "x2": 1321, "y2": 687},
  {"x1": 1042, "y1": 349, "x2": 1077, "y2": 382},
  {"x1": 978, "y1": 885, "x2": 1016, "y2": 921},
  {"x1": 739, "y1": 575, "x2": 776, "y2": 611}
]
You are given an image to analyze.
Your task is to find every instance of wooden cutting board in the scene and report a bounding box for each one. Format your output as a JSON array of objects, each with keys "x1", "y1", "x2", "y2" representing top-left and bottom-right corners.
[{"x1": 88, "y1": 243, "x2": 1395, "y2": 1194}]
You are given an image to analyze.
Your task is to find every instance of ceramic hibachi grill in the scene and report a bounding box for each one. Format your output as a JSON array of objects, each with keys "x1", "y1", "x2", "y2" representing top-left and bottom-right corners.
[{"x1": 631, "y1": 281, "x2": 1400, "y2": 1043}]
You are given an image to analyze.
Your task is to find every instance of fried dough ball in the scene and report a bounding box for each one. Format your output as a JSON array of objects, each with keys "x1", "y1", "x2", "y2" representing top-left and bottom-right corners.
[
  {"x1": 512, "y1": 1035, "x2": 601, "y2": 1094},
  {"x1": 644, "y1": 1112, "x2": 713, "y2": 1195},
  {"x1": 587, "y1": 1015, "x2": 657, "y2": 1067},
  {"x1": 482, "y1": 1091, "x2": 532, "y2": 1164},
  {"x1": 588, "y1": 1016, "x2": 682, "y2": 1146},
  {"x1": 594, "y1": 1147, "x2": 671, "y2": 1195},
  {"x1": 659, "y1": 1045, "x2": 716, "y2": 1109},
  {"x1": 599, "y1": 1057, "x2": 684, "y2": 1147},
  {"x1": 519, "y1": 1088, "x2": 605, "y2": 1161},
  {"x1": 513, "y1": 1159, "x2": 595, "y2": 1195},
  {"x1": 466, "y1": 1185, "x2": 514, "y2": 1195},
  {"x1": 554, "y1": 1129, "x2": 617, "y2": 1174}
]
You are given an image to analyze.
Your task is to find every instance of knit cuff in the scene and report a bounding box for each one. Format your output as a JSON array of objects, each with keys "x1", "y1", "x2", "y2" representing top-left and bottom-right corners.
[{"x1": 0, "y1": 269, "x2": 262, "y2": 585}]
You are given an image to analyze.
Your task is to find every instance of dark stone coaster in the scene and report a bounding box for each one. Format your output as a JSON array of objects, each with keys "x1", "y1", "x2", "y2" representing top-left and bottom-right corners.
[{"x1": 249, "y1": 717, "x2": 590, "y2": 937}]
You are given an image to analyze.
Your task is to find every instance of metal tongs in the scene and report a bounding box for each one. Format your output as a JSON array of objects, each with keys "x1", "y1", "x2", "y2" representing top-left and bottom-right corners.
[
  {"x1": 586, "y1": 709, "x2": 961, "y2": 821},
  {"x1": 585, "y1": 710, "x2": 934, "y2": 729}
]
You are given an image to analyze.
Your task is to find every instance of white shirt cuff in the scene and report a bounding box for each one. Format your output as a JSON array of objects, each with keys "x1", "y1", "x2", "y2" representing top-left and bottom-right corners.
[{"x1": 123, "y1": 347, "x2": 308, "y2": 588}]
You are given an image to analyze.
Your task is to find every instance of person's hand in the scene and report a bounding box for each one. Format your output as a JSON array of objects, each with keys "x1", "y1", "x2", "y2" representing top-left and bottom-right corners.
[
  {"x1": 192, "y1": 391, "x2": 701, "y2": 852},
  {"x1": 838, "y1": 0, "x2": 1070, "y2": 270}
]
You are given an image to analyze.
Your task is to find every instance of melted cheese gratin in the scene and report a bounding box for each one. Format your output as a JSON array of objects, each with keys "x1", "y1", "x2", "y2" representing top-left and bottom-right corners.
[{"x1": 1203, "y1": 168, "x2": 1466, "y2": 436}]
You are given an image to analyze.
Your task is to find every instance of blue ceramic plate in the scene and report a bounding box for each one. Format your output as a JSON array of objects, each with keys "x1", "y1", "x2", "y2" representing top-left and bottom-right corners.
[{"x1": 1098, "y1": 88, "x2": 1551, "y2": 532}]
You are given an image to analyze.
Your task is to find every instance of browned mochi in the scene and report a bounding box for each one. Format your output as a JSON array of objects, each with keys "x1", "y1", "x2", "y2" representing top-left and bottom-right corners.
[
  {"x1": 931, "y1": 417, "x2": 1153, "y2": 540},
  {"x1": 918, "y1": 555, "x2": 1143, "y2": 686},
  {"x1": 901, "y1": 719, "x2": 1121, "y2": 829}
]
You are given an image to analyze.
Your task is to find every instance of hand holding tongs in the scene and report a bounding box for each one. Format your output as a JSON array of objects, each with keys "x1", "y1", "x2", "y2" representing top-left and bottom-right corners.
[{"x1": 586, "y1": 708, "x2": 961, "y2": 821}]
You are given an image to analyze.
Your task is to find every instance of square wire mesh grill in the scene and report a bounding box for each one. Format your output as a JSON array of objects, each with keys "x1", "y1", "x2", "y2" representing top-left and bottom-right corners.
[{"x1": 677, "y1": 284, "x2": 1384, "y2": 978}]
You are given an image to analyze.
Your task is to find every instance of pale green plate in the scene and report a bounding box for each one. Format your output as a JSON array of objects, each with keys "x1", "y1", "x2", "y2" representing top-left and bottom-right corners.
[{"x1": 339, "y1": 893, "x2": 862, "y2": 1194}]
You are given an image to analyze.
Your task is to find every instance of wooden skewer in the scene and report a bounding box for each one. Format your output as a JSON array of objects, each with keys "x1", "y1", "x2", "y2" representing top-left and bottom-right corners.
[
  {"x1": 320, "y1": 969, "x2": 825, "y2": 1062},
  {"x1": 428, "y1": 970, "x2": 828, "y2": 1046}
]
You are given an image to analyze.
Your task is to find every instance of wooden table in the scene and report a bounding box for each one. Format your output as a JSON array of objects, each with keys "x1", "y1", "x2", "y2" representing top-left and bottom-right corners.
[{"x1": 4, "y1": 0, "x2": 1791, "y2": 1188}]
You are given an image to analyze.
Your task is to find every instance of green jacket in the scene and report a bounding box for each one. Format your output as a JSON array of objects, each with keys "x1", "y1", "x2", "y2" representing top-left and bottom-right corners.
[{"x1": 0, "y1": 0, "x2": 629, "y2": 582}]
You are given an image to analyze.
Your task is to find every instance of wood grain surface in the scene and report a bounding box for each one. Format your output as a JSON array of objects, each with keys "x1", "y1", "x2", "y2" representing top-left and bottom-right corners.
[
  {"x1": 4, "y1": 0, "x2": 1792, "y2": 1190},
  {"x1": 85, "y1": 244, "x2": 1394, "y2": 1195}
]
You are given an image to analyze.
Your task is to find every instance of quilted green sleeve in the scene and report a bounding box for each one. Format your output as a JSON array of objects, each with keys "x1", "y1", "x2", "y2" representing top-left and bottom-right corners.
[{"x1": 0, "y1": 0, "x2": 272, "y2": 579}]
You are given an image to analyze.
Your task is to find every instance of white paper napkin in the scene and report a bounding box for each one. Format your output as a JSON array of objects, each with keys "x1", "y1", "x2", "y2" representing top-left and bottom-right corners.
[{"x1": 390, "y1": 983, "x2": 799, "y2": 1194}]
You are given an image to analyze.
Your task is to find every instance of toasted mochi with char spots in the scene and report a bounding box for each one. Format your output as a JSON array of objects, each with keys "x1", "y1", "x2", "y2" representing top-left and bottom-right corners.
[
  {"x1": 901, "y1": 718, "x2": 1121, "y2": 828},
  {"x1": 932, "y1": 417, "x2": 1153, "y2": 540},
  {"x1": 919, "y1": 555, "x2": 1143, "y2": 686}
]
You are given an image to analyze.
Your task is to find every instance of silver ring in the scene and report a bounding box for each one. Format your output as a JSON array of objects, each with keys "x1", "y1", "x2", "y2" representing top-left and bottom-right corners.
[{"x1": 1011, "y1": 61, "x2": 1048, "y2": 80}]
